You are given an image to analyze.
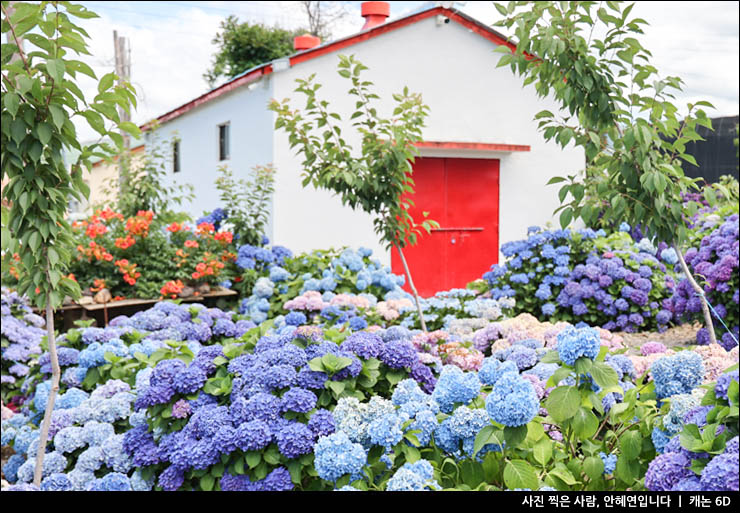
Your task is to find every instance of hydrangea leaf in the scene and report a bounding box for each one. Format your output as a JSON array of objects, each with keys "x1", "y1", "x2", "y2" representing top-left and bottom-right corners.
[
  {"x1": 503, "y1": 459, "x2": 539, "y2": 490},
  {"x1": 545, "y1": 386, "x2": 580, "y2": 422}
]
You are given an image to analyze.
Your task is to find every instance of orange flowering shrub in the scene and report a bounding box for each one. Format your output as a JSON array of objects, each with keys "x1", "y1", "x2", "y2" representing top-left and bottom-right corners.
[
  {"x1": 58, "y1": 208, "x2": 240, "y2": 299},
  {"x1": 160, "y1": 279, "x2": 185, "y2": 299}
]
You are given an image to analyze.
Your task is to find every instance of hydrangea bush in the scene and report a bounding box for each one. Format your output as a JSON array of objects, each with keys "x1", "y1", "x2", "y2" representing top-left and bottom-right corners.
[
  {"x1": 665, "y1": 214, "x2": 739, "y2": 350},
  {"x1": 482, "y1": 226, "x2": 677, "y2": 332},
  {"x1": 236, "y1": 247, "x2": 405, "y2": 325},
  {"x1": 301, "y1": 327, "x2": 667, "y2": 491},
  {"x1": 121, "y1": 323, "x2": 435, "y2": 490},
  {"x1": 1, "y1": 289, "x2": 45, "y2": 406},
  {"x1": 2, "y1": 379, "x2": 149, "y2": 491},
  {"x1": 645, "y1": 368, "x2": 739, "y2": 491}
]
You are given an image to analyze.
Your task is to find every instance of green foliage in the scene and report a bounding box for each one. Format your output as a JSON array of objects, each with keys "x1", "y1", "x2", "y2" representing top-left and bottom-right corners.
[
  {"x1": 494, "y1": 1, "x2": 711, "y2": 248},
  {"x1": 677, "y1": 370, "x2": 738, "y2": 471},
  {"x1": 203, "y1": 16, "x2": 305, "y2": 88},
  {"x1": 1, "y1": 1, "x2": 139, "y2": 310},
  {"x1": 99, "y1": 126, "x2": 194, "y2": 222},
  {"x1": 215, "y1": 164, "x2": 275, "y2": 247},
  {"x1": 269, "y1": 54, "x2": 438, "y2": 252}
]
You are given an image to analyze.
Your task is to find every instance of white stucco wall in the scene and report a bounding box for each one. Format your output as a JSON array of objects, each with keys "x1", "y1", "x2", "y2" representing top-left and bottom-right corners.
[
  {"x1": 270, "y1": 15, "x2": 584, "y2": 266},
  {"x1": 156, "y1": 78, "x2": 275, "y2": 237}
]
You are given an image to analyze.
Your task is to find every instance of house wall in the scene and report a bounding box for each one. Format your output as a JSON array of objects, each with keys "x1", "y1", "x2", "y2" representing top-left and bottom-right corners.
[
  {"x1": 270, "y1": 15, "x2": 584, "y2": 266},
  {"x1": 84, "y1": 146, "x2": 146, "y2": 214},
  {"x1": 155, "y1": 78, "x2": 276, "y2": 236}
]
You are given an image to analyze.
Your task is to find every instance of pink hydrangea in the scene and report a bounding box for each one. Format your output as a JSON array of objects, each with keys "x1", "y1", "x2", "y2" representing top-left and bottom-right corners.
[
  {"x1": 284, "y1": 291, "x2": 329, "y2": 311},
  {"x1": 630, "y1": 350, "x2": 677, "y2": 379},
  {"x1": 641, "y1": 341, "x2": 669, "y2": 356},
  {"x1": 375, "y1": 299, "x2": 414, "y2": 321},
  {"x1": 443, "y1": 345, "x2": 484, "y2": 371},
  {"x1": 1, "y1": 402, "x2": 14, "y2": 421},
  {"x1": 694, "y1": 344, "x2": 738, "y2": 383},
  {"x1": 330, "y1": 294, "x2": 370, "y2": 310}
]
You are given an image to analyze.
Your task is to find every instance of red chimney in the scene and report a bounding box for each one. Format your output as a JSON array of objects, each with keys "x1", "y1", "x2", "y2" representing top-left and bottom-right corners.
[
  {"x1": 294, "y1": 34, "x2": 321, "y2": 52},
  {"x1": 361, "y1": 1, "x2": 390, "y2": 30}
]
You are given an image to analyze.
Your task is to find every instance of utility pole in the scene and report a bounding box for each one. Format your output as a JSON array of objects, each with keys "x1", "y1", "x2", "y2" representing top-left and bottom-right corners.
[{"x1": 113, "y1": 30, "x2": 131, "y2": 191}]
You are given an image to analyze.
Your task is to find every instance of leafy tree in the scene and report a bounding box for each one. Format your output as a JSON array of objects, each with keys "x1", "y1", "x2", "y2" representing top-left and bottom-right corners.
[
  {"x1": 204, "y1": 16, "x2": 305, "y2": 88},
  {"x1": 493, "y1": 1, "x2": 720, "y2": 343},
  {"x1": 269, "y1": 55, "x2": 437, "y2": 332},
  {"x1": 214, "y1": 163, "x2": 275, "y2": 247},
  {"x1": 1, "y1": 0, "x2": 138, "y2": 485}
]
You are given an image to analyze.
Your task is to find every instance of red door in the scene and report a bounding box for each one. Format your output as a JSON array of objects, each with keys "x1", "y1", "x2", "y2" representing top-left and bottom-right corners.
[{"x1": 391, "y1": 157, "x2": 500, "y2": 296}]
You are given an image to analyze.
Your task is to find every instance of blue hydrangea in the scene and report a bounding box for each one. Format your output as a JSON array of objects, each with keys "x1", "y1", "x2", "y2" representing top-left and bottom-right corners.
[
  {"x1": 275, "y1": 421, "x2": 315, "y2": 459},
  {"x1": 280, "y1": 387, "x2": 318, "y2": 413},
  {"x1": 700, "y1": 452, "x2": 739, "y2": 491},
  {"x1": 367, "y1": 412, "x2": 406, "y2": 449},
  {"x1": 651, "y1": 427, "x2": 672, "y2": 454},
  {"x1": 599, "y1": 452, "x2": 617, "y2": 475},
  {"x1": 478, "y1": 359, "x2": 518, "y2": 386},
  {"x1": 651, "y1": 351, "x2": 704, "y2": 399},
  {"x1": 40, "y1": 473, "x2": 73, "y2": 491},
  {"x1": 386, "y1": 460, "x2": 439, "y2": 491},
  {"x1": 645, "y1": 451, "x2": 692, "y2": 491},
  {"x1": 432, "y1": 366, "x2": 481, "y2": 413},
  {"x1": 556, "y1": 326, "x2": 601, "y2": 366},
  {"x1": 313, "y1": 431, "x2": 367, "y2": 482},
  {"x1": 234, "y1": 420, "x2": 273, "y2": 452},
  {"x1": 715, "y1": 371, "x2": 739, "y2": 401},
  {"x1": 485, "y1": 372, "x2": 539, "y2": 427}
]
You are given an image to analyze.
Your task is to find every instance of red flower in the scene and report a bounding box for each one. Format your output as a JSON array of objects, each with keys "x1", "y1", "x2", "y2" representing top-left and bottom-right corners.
[
  {"x1": 214, "y1": 231, "x2": 234, "y2": 244},
  {"x1": 185, "y1": 240, "x2": 199, "y2": 248}
]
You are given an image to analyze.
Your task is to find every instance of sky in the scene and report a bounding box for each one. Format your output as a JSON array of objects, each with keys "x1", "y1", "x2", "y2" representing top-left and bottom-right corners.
[{"x1": 23, "y1": 1, "x2": 739, "y2": 141}]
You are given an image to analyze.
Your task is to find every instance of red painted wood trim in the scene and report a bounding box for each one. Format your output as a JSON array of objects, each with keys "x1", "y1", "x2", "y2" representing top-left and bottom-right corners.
[
  {"x1": 142, "y1": 7, "x2": 522, "y2": 129},
  {"x1": 141, "y1": 65, "x2": 273, "y2": 130},
  {"x1": 415, "y1": 141, "x2": 530, "y2": 152}
]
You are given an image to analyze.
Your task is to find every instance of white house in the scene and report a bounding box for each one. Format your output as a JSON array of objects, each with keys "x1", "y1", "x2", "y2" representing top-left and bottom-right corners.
[{"x1": 147, "y1": 2, "x2": 583, "y2": 295}]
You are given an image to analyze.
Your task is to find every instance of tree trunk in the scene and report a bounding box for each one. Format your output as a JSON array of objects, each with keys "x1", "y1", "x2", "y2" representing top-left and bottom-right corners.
[
  {"x1": 394, "y1": 242, "x2": 428, "y2": 333},
  {"x1": 33, "y1": 297, "x2": 60, "y2": 486},
  {"x1": 674, "y1": 242, "x2": 717, "y2": 345}
]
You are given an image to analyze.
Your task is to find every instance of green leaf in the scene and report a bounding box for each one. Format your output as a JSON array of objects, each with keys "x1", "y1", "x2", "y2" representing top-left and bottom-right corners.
[
  {"x1": 574, "y1": 357, "x2": 593, "y2": 376},
  {"x1": 591, "y1": 362, "x2": 619, "y2": 389},
  {"x1": 4, "y1": 93, "x2": 19, "y2": 118},
  {"x1": 571, "y1": 407, "x2": 599, "y2": 439},
  {"x1": 118, "y1": 121, "x2": 141, "y2": 137},
  {"x1": 503, "y1": 424, "x2": 528, "y2": 448},
  {"x1": 559, "y1": 208, "x2": 573, "y2": 228},
  {"x1": 583, "y1": 456, "x2": 604, "y2": 481},
  {"x1": 533, "y1": 438, "x2": 553, "y2": 466},
  {"x1": 549, "y1": 465, "x2": 578, "y2": 486},
  {"x1": 98, "y1": 72, "x2": 116, "y2": 94},
  {"x1": 37, "y1": 123, "x2": 52, "y2": 145},
  {"x1": 620, "y1": 430, "x2": 642, "y2": 459},
  {"x1": 46, "y1": 59, "x2": 66, "y2": 82},
  {"x1": 245, "y1": 451, "x2": 261, "y2": 469},
  {"x1": 545, "y1": 386, "x2": 581, "y2": 422},
  {"x1": 503, "y1": 459, "x2": 539, "y2": 490},
  {"x1": 48, "y1": 104, "x2": 66, "y2": 131},
  {"x1": 473, "y1": 425, "x2": 503, "y2": 457},
  {"x1": 200, "y1": 473, "x2": 214, "y2": 491}
]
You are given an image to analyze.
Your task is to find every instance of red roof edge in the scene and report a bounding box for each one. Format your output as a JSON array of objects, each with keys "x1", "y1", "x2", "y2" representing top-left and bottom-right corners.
[
  {"x1": 415, "y1": 141, "x2": 530, "y2": 152},
  {"x1": 142, "y1": 7, "x2": 519, "y2": 130},
  {"x1": 141, "y1": 65, "x2": 273, "y2": 130}
]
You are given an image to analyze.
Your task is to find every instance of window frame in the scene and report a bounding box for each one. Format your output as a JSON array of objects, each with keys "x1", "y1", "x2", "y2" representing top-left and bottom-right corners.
[
  {"x1": 173, "y1": 139, "x2": 181, "y2": 173},
  {"x1": 218, "y1": 122, "x2": 230, "y2": 162}
]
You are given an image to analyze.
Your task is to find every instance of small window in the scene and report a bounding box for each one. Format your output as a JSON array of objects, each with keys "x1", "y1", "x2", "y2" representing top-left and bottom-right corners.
[
  {"x1": 218, "y1": 123, "x2": 230, "y2": 161},
  {"x1": 173, "y1": 140, "x2": 180, "y2": 173}
]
